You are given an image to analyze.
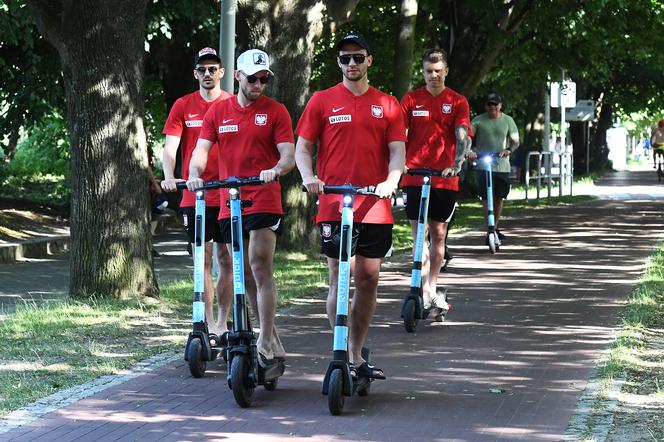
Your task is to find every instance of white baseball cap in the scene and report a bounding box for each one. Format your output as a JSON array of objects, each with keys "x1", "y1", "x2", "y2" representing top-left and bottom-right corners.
[{"x1": 236, "y1": 49, "x2": 274, "y2": 76}]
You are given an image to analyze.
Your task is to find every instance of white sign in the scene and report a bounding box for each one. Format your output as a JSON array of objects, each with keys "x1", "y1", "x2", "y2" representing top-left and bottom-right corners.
[{"x1": 550, "y1": 81, "x2": 577, "y2": 108}]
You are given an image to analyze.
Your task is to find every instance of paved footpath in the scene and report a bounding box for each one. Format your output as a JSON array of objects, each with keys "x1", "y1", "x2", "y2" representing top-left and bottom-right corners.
[{"x1": 2, "y1": 168, "x2": 664, "y2": 441}]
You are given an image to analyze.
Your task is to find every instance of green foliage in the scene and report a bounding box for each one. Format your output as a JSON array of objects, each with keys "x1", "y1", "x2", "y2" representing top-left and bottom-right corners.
[{"x1": 5, "y1": 112, "x2": 69, "y2": 177}]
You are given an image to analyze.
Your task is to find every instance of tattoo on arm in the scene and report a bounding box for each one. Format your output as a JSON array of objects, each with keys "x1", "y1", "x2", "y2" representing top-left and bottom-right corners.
[{"x1": 455, "y1": 126, "x2": 470, "y2": 168}]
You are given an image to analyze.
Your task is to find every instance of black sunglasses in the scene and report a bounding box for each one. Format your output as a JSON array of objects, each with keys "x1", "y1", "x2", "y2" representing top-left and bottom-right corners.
[
  {"x1": 338, "y1": 54, "x2": 366, "y2": 65},
  {"x1": 244, "y1": 73, "x2": 271, "y2": 84},
  {"x1": 195, "y1": 66, "x2": 219, "y2": 75},
  {"x1": 486, "y1": 102, "x2": 499, "y2": 106}
]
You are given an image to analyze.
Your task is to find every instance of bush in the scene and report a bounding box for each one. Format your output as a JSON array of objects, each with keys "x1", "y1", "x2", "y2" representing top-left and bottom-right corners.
[{"x1": 6, "y1": 113, "x2": 70, "y2": 178}]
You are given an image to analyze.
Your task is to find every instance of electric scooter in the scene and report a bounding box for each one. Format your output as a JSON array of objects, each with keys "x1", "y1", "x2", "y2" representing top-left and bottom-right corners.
[
  {"x1": 182, "y1": 177, "x2": 285, "y2": 407},
  {"x1": 305, "y1": 184, "x2": 382, "y2": 416},
  {"x1": 176, "y1": 182, "x2": 225, "y2": 378},
  {"x1": 478, "y1": 153, "x2": 500, "y2": 254},
  {"x1": 400, "y1": 169, "x2": 451, "y2": 333}
]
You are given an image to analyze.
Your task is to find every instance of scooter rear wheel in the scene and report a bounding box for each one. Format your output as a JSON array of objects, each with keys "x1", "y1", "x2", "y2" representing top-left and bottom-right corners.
[
  {"x1": 230, "y1": 354, "x2": 254, "y2": 408},
  {"x1": 264, "y1": 378, "x2": 278, "y2": 391},
  {"x1": 328, "y1": 368, "x2": 345, "y2": 415},
  {"x1": 187, "y1": 337, "x2": 206, "y2": 378},
  {"x1": 403, "y1": 298, "x2": 418, "y2": 333},
  {"x1": 488, "y1": 233, "x2": 497, "y2": 254}
]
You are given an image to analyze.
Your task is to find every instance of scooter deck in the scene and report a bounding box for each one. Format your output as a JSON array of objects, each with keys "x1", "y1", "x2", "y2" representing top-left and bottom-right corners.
[{"x1": 258, "y1": 360, "x2": 286, "y2": 384}]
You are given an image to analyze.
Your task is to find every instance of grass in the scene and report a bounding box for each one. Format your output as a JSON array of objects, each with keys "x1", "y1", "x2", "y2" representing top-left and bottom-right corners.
[
  {"x1": 0, "y1": 191, "x2": 598, "y2": 416},
  {"x1": 578, "y1": 243, "x2": 664, "y2": 440}
]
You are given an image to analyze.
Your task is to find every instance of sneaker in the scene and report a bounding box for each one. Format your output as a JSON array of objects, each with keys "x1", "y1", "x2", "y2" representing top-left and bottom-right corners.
[{"x1": 496, "y1": 229, "x2": 506, "y2": 240}]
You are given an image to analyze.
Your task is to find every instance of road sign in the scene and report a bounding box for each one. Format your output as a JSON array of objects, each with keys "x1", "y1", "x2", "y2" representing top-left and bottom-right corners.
[
  {"x1": 565, "y1": 100, "x2": 595, "y2": 121},
  {"x1": 550, "y1": 81, "x2": 577, "y2": 108}
]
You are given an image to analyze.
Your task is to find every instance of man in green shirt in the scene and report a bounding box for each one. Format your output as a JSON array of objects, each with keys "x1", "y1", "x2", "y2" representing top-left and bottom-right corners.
[{"x1": 468, "y1": 93, "x2": 520, "y2": 242}]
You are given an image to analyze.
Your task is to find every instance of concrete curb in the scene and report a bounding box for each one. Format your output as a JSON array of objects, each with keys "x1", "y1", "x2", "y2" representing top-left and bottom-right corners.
[{"x1": 0, "y1": 235, "x2": 70, "y2": 264}]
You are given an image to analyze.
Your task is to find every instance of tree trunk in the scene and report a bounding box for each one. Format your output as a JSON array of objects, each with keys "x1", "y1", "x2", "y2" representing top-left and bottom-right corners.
[
  {"x1": 236, "y1": 0, "x2": 359, "y2": 249},
  {"x1": 27, "y1": 0, "x2": 159, "y2": 299},
  {"x1": 393, "y1": 0, "x2": 418, "y2": 100}
]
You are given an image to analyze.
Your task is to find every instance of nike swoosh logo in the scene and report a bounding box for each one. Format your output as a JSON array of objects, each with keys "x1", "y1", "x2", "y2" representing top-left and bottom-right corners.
[
  {"x1": 415, "y1": 105, "x2": 424, "y2": 108},
  {"x1": 188, "y1": 113, "x2": 199, "y2": 118},
  {"x1": 222, "y1": 119, "x2": 233, "y2": 123},
  {"x1": 332, "y1": 107, "x2": 344, "y2": 113}
]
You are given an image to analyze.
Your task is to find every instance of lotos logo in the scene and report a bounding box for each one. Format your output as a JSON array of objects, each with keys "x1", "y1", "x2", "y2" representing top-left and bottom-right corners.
[
  {"x1": 371, "y1": 105, "x2": 383, "y2": 118},
  {"x1": 255, "y1": 114, "x2": 268, "y2": 126},
  {"x1": 442, "y1": 103, "x2": 452, "y2": 114}
]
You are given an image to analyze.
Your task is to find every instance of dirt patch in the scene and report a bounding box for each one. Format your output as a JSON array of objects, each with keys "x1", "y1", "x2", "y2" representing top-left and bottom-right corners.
[{"x1": 0, "y1": 209, "x2": 69, "y2": 243}]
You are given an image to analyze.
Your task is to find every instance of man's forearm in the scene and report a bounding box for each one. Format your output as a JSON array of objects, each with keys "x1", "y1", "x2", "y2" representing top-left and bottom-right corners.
[
  {"x1": 295, "y1": 141, "x2": 316, "y2": 181},
  {"x1": 454, "y1": 126, "x2": 470, "y2": 169}
]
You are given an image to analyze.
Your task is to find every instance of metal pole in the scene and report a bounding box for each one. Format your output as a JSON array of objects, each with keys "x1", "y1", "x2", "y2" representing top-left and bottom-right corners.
[
  {"x1": 560, "y1": 69, "x2": 566, "y2": 198},
  {"x1": 586, "y1": 123, "x2": 590, "y2": 175},
  {"x1": 220, "y1": 0, "x2": 237, "y2": 94}
]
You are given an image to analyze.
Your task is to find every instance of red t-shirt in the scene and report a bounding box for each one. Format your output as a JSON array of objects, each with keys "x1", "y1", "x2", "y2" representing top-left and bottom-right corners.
[
  {"x1": 199, "y1": 95, "x2": 294, "y2": 219},
  {"x1": 400, "y1": 87, "x2": 471, "y2": 191},
  {"x1": 296, "y1": 83, "x2": 406, "y2": 224},
  {"x1": 162, "y1": 90, "x2": 233, "y2": 207}
]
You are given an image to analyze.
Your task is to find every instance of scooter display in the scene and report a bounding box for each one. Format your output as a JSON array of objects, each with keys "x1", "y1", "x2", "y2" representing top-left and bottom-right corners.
[{"x1": 400, "y1": 168, "x2": 450, "y2": 333}]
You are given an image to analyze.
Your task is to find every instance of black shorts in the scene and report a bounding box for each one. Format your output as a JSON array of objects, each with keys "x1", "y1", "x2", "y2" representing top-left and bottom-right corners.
[
  {"x1": 182, "y1": 206, "x2": 223, "y2": 243},
  {"x1": 319, "y1": 222, "x2": 392, "y2": 259},
  {"x1": 403, "y1": 187, "x2": 458, "y2": 223},
  {"x1": 218, "y1": 213, "x2": 283, "y2": 244},
  {"x1": 478, "y1": 171, "x2": 511, "y2": 199}
]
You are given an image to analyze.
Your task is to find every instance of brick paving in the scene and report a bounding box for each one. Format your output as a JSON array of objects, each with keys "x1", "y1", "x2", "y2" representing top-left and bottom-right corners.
[{"x1": 2, "y1": 168, "x2": 664, "y2": 441}]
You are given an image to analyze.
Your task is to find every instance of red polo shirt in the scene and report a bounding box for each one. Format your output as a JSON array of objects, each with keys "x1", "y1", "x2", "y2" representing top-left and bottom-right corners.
[
  {"x1": 400, "y1": 86, "x2": 470, "y2": 191},
  {"x1": 162, "y1": 90, "x2": 233, "y2": 207},
  {"x1": 199, "y1": 95, "x2": 294, "y2": 219},
  {"x1": 296, "y1": 83, "x2": 406, "y2": 224}
]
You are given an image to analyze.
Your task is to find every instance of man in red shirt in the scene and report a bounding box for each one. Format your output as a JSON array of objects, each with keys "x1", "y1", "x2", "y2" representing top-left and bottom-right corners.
[
  {"x1": 188, "y1": 49, "x2": 295, "y2": 366},
  {"x1": 161, "y1": 47, "x2": 234, "y2": 343},
  {"x1": 400, "y1": 48, "x2": 471, "y2": 315},
  {"x1": 295, "y1": 33, "x2": 406, "y2": 379}
]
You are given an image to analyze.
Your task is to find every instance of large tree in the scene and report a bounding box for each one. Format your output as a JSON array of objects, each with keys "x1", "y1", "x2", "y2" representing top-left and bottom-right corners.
[{"x1": 27, "y1": 0, "x2": 158, "y2": 299}]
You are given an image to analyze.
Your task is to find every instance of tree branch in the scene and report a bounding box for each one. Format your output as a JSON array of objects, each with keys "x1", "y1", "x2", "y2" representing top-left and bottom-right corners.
[{"x1": 25, "y1": 0, "x2": 64, "y2": 52}]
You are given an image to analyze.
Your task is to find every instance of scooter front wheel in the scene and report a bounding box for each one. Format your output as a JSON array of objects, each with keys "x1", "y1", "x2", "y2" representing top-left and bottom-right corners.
[
  {"x1": 187, "y1": 337, "x2": 206, "y2": 378},
  {"x1": 403, "y1": 298, "x2": 418, "y2": 333},
  {"x1": 328, "y1": 368, "x2": 345, "y2": 415},
  {"x1": 230, "y1": 354, "x2": 254, "y2": 408}
]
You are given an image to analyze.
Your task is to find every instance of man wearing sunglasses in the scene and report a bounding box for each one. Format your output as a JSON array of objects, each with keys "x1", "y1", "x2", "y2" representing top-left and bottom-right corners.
[
  {"x1": 467, "y1": 93, "x2": 520, "y2": 243},
  {"x1": 161, "y1": 47, "x2": 234, "y2": 345},
  {"x1": 400, "y1": 48, "x2": 471, "y2": 318},
  {"x1": 295, "y1": 33, "x2": 406, "y2": 380},
  {"x1": 189, "y1": 49, "x2": 295, "y2": 367}
]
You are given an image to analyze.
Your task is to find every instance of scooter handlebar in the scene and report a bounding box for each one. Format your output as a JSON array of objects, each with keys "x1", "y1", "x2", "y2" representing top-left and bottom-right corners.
[
  {"x1": 177, "y1": 176, "x2": 265, "y2": 191},
  {"x1": 406, "y1": 168, "x2": 445, "y2": 177},
  {"x1": 301, "y1": 183, "x2": 378, "y2": 196}
]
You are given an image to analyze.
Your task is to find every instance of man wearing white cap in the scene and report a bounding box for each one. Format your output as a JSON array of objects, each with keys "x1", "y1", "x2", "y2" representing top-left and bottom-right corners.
[{"x1": 188, "y1": 49, "x2": 295, "y2": 367}]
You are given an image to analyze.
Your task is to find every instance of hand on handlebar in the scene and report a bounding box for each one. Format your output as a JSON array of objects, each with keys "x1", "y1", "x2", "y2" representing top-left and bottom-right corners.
[
  {"x1": 186, "y1": 177, "x2": 204, "y2": 192},
  {"x1": 161, "y1": 178, "x2": 185, "y2": 192},
  {"x1": 374, "y1": 180, "x2": 397, "y2": 199},
  {"x1": 302, "y1": 176, "x2": 325, "y2": 194},
  {"x1": 259, "y1": 168, "x2": 279, "y2": 183},
  {"x1": 441, "y1": 167, "x2": 461, "y2": 178},
  {"x1": 467, "y1": 151, "x2": 478, "y2": 160},
  {"x1": 498, "y1": 149, "x2": 511, "y2": 158}
]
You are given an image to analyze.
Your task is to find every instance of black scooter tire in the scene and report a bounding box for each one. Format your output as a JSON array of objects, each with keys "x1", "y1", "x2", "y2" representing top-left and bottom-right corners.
[
  {"x1": 231, "y1": 354, "x2": 254, "y2": 408},
  {"x1": 328, "y1": 368, "x2": 345, "y2": 415},
  {"x1": 403, "y1": 298, "x2": 418, "y2": 333},
  {"x1": 187, "y1": 337, "x2": 206, "y2": 378}
]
